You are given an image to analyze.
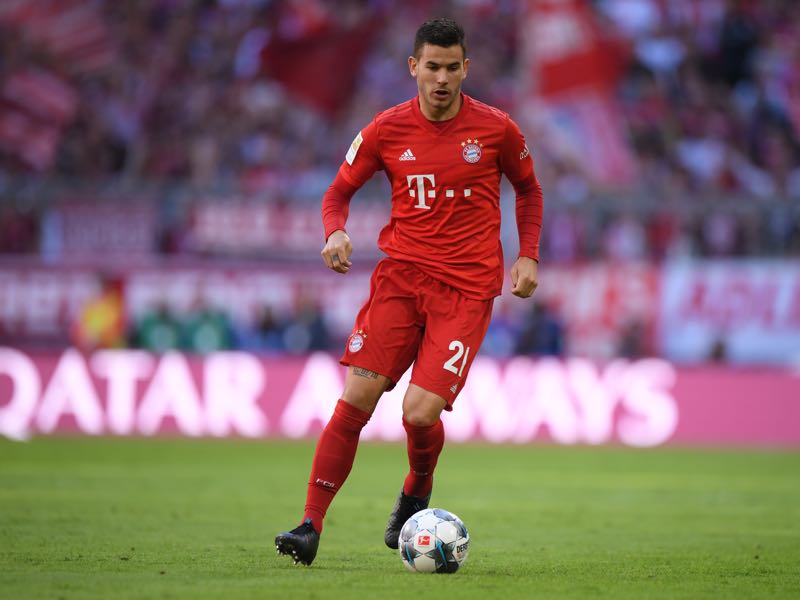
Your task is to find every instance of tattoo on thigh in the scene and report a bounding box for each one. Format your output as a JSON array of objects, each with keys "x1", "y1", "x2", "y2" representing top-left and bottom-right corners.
[{"x1": 353, "y1": 367, "x2": 379, "y2": 379}]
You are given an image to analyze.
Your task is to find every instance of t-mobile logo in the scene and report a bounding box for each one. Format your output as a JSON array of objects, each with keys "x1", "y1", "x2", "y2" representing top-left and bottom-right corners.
[{"x1": 406, "y1": 174, "x2": 471, "y2": 210}]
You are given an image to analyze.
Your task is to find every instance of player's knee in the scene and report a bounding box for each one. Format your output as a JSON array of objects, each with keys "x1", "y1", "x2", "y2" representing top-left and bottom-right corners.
[
  {"x1": 341, "y1": 389, "x2": 380, "y2": 414},
  {"x1": 402, "y1": 386, "x2": 447, "y2": 426},
  {"x1": 402, "y1": 406, "x2": 440, "y2": 427}
]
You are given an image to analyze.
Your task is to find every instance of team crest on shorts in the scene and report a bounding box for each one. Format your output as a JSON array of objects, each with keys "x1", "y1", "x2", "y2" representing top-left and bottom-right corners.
[
  {"x1": 461, "y1": 138, "x2": 483, "y2": 163},
  {"x1": 348, "y1": 330, "x2": 365, "y2": 353}
]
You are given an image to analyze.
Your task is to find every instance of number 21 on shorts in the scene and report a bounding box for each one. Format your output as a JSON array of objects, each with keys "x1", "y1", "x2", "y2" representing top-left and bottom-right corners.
[{"x1": 443, "y1": 340, "x2": 471, "y2": 377}]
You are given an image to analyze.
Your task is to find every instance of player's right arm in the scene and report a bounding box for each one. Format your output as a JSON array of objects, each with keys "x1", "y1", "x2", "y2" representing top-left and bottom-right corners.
[{"x1": 320, "y1": 121, "x2": 383, "y2": 274}]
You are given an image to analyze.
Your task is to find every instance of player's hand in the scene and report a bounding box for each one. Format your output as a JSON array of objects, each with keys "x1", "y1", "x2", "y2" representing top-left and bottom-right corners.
[
  {"x1": 321, "y1": 229, "x2": 353, "y2": 274},
  {"x1": 510, "y1": 256, "x2": 538, "y2": 298}
]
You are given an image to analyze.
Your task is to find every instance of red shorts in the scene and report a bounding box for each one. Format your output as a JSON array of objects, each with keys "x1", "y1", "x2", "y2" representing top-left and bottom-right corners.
[{"x1": 341, "y1": 258, "x2": 493, "y2": 410}]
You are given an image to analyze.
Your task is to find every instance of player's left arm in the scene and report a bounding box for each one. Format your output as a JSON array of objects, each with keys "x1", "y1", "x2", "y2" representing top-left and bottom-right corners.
[{"x1": 499, "y1": 117, "x2": 544, "y2": 299}]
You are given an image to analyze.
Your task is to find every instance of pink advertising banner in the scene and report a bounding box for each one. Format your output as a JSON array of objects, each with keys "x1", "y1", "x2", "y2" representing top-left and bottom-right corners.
[{"x1": 0, "y1": 349, "x2": 797, "y2": 447}]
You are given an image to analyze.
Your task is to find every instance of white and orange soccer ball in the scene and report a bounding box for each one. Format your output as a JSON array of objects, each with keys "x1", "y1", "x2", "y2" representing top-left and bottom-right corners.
[{"x1": 398, "y1": 508, "x2": 470, "y2": 573}]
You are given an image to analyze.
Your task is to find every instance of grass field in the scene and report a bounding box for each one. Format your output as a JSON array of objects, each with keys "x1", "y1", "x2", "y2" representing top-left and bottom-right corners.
[{"x1": 1, "y1": 438, "x2": 798, "y2": 599}]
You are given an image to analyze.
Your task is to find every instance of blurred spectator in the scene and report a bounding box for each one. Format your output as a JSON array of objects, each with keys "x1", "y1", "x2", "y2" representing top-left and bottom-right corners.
[
  {"x1": 482, "y1": 301, "x2": 520, "y2": 358},
  {"x1": 70, "y1": 275, "x2": 126, "y2": 351},
  {"x1": 131, "y1": 303, "x2": 181, "y2": 353},
  {"x1": 708, "y1": 336, "x2": 729, "y2": 363},
  {"x1": 282, "y1": 294, "x2": 330, "y2": 354},
  {"x1": 603, "y1": 212, "x2": 648, "y2": 261},
  {"x1": 617, "y1": 318, "x2": 647, "y2": 359},
  {"x1": 181, "y1": 296, "x2": 234, "y2": 354},
  {"x1": 542, "y1": 207, "x2": 586, "y2": 264},
  {"x1": 236, "y1": 304, "x2": 286, "y2": 353},
  {"x1": 0, "y1": 205, "x2": 39, "y2": 253},
  {"x1": 515, "y1": 301, "x2": 565, "y2": 357}
]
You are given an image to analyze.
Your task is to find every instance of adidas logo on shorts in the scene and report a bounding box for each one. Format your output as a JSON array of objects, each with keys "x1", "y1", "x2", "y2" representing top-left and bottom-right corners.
[{"x1": 399, "y1": 148, "x2": 416, "y2": 161}]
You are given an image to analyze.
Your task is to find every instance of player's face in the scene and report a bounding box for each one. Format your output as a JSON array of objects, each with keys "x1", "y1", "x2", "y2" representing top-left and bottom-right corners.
[{"x1": 409, "y1": 43, "x2": 469, "y2": 121}]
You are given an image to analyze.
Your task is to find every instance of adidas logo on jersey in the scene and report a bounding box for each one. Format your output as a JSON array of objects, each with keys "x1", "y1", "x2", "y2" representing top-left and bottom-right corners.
[{"x1": 399, "y1": 148, "x2": 416, "y2": 161}]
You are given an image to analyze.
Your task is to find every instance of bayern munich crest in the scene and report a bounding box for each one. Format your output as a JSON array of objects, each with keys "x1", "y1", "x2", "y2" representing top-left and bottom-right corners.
[
  {"x1": 348, "y1": 331, "x2": 365, "y2": 353},
  {"x1": 461, "y1": 138, "x2": 483, "y2": 163}
]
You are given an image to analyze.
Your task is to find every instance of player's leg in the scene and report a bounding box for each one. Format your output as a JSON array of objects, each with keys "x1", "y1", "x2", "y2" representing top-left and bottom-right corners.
[
  {"x1": 276, "y1": 259, "x2": 422, "y2": 565},
  {"x1": 384, "y1": 277, "x2": 493, "y2": 549},
  {"x1": 275, "y1": 368, "x2": 388, "y2": 566},
  {"x1": 383, "y1": 384, "x2": 447, "y2": 548},
  {"x1": 401, "y1": 383, "x2": 447, "y2": 496},
  {"x1": 302, "y1": 367, "x2": 389, "y2": 533}
]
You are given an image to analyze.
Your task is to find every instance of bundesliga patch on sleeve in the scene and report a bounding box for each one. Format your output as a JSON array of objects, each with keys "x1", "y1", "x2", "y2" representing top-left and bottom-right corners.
[{"x1": 345, "y1": 131, "x2": 363, "y2": 166}]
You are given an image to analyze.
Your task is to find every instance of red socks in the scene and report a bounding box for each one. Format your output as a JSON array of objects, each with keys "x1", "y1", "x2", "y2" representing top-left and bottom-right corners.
[
  {"x1": 303, "y1": 399, "x2": 371, "y2": 533},
  {"x1": 301, "y1": 402, "x2": 445, "y2": 533},
  {"x1": 402, "y1": 418, "x2": 445, "y2": 498}
]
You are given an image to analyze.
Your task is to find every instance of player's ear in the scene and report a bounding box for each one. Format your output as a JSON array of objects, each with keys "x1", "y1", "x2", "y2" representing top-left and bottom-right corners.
[
  {"x1": 408, "y1": 55, "x2": 417, "y2": 77},
  {"x1": 462, "y1": 57, "x2": 469, "y2": 80}
]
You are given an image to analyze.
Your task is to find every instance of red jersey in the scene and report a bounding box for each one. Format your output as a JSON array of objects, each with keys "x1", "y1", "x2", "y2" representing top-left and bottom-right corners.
[{"x1": 323, "y1": 93, "x2": 543, "y2": 299}]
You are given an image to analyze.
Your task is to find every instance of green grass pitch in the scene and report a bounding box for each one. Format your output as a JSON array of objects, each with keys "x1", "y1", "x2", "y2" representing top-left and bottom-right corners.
[{"x1": 1, "y1": 438, "x2": 798, "y2": 599}]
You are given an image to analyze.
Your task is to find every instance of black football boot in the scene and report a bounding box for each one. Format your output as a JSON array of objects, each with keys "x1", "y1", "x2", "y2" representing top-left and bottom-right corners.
[
  {"x1": 384, "y1": 490, "x2": 431, "y2": 549},
  {"x1": 275, "y1": 519, "x2": 320, "y2": 566}
]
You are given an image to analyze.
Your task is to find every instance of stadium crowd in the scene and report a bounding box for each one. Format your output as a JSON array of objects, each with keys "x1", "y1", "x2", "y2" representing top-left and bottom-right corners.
[
  {"x1": 1, "y1": 0, "x2": 799, "y2": 263},
  {"x1": 0, "y1": 0, "x2": 798, "y2": 359}
]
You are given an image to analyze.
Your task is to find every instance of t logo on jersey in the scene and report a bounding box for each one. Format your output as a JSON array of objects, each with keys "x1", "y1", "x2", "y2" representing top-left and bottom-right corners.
[
  {"x1": 407, "y1": 174, "x2": 473, "y2": 210},
  {"x1": 407, "y1": 174, "x2": 435, "y2": 210}
]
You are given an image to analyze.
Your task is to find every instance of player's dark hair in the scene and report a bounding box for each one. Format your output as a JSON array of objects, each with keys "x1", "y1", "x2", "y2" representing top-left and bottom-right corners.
[{"x1": 413, "y1": 18, "x2": 466, "y2": 59}]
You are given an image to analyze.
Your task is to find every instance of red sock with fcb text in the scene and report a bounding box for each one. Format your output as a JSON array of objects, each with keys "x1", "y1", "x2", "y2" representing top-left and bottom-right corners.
[
  {"x1": 402, "y1": 418, "x2": 445, "y2": 498},
  {"x1": 303, "y1": 399, "x2": 371, "y2": 534}
]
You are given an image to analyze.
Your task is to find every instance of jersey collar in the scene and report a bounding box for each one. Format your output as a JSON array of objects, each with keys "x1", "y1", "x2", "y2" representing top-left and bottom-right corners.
[{"x1": 411, "y1": 92, "x2": 472, "y2": 136}]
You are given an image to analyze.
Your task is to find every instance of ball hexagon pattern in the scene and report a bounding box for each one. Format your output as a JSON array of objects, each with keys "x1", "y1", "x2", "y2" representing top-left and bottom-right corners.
[{"x1": 398, "y1": 508, "x2": 469, "y2": 574}]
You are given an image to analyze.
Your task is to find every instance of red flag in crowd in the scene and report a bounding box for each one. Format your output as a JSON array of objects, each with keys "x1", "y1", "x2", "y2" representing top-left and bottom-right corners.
[
  {"x1": 521, "y1": 0, "x2": 636, "y2": 185},
  {"x1": 261, "y1": 10, "x2": 382, "y2": 116}
]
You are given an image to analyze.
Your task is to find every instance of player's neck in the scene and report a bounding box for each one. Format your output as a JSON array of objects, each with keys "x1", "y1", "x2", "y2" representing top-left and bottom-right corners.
[{"x1": 418, "y1": 94, "x2": 463, "y2": 122}]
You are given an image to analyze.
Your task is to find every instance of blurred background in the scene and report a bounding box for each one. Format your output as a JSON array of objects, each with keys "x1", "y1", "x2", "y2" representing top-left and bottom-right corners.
[{"x1": 0, "y1": 0, "x2": 798, "y2": 444}]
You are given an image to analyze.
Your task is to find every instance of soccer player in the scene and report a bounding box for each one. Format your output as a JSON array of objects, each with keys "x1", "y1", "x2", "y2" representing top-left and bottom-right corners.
[{"x1": 275, "y1": 17, "x2": 543, "y2": 566}]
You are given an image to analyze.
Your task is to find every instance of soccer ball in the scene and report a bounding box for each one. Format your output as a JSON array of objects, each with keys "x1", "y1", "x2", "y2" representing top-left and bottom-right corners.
[{"x1": 398, "y1": 508, "x2": 470, "y2": 573}]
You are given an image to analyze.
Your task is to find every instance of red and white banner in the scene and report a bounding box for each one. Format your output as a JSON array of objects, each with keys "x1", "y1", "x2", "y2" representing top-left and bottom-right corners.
[
  {"x1": 0, "y1": 262, "x2": 656, "y2": 357},
  {"x1": 3, "y1": 260, "x2": 798, "y2": 366},
  {"x1": 659, "y1": 261, "x2": 800, "y2": 364},
  {"x1": 0, "y1": 263, "x2": 374, "y2": 343},
  {"x1": 1, "y1": 349, "x2": 798, "y2": 446},
  {"x1": 530, "y1": 262, "x2": 659, "y2": 357},
  {"x1": 0, "y1": 268, "x2": 99, "y2": 340}
]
